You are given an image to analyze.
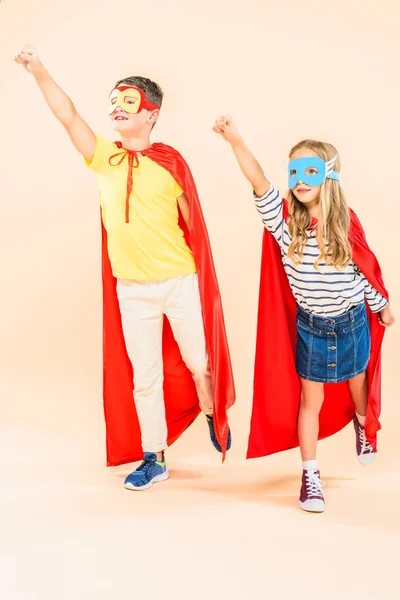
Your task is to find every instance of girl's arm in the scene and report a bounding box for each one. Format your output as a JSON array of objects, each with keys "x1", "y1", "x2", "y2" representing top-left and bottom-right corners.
[
  {"x1": 362, "y1": 276, "x2": 395, "y2": 327},
  {"x1": 379, "y1": 304, "x2": 395, "y2": 327},
  {"x1": 213, "y1": 115, "x2": 285, "y2": 244},
  {"x1": 213, "y1": 115, "x2": 269, "y2": 197}
]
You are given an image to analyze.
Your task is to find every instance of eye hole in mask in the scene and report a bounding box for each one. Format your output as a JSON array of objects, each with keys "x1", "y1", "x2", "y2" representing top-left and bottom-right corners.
[
  {"x1": 289, "y1": 167, "x2": 319, "y2": 178},
  {"x1": 110, "y1": 95, "x2": 138, "y2": 108}
]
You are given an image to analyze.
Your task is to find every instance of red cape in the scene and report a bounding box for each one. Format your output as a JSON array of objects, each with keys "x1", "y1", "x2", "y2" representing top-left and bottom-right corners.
[
  {"x1": 247, "y1": 202, "x2": 388, "y2": 459},
  {"x1": 102, "y1": 143, "x2": 235, "y2": 466}
]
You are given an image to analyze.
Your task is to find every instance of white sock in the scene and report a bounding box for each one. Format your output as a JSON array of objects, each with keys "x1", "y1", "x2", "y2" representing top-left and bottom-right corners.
[
  {"x1": 303, "y1": 460, "x2": 318, "y2": 471},
  {"x1": 356, "y1": 412, "x2": 366, "y2": 427}
]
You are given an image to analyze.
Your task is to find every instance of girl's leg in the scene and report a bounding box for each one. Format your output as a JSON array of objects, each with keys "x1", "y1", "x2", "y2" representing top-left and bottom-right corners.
[
  {"x1": 348, "y1": 371, "x2": 375, "y2": 465},
  {"x1": 298, "y1": 378, "x2": 326, "y2": 512},
  {"x1": 348, "y1": 371, "x2": 368, "y2": 419},
  {"x1": 298, "y1": 378, "x2": 324, "y2": 461}
]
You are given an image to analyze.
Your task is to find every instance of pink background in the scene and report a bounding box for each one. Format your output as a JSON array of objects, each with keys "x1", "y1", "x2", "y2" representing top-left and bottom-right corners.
[{"x1": 1, "y1": 1, "x2": 399, "y2": 598}]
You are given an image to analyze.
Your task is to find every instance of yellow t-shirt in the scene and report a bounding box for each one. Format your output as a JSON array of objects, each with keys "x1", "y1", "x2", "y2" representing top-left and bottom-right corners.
[{"x1": 85, "y1": 136, "x2": 196, "y2": 280}]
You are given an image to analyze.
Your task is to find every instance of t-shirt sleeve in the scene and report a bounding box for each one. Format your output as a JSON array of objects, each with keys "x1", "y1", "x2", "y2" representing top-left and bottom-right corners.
[{"x1": 84, "y1": 135, "x2": 118, "y2": 173}]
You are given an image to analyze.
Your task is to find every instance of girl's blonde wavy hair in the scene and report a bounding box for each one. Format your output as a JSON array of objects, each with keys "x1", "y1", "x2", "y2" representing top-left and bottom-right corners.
[{"x1": 287, "y1": 139, "x2": 352, "y2": 270}]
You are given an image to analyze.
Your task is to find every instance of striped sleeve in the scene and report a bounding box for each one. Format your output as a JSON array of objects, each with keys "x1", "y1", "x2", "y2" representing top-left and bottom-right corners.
[
  {"x1": 363, "y1": 277, "x2": 388, "y2": 313},
  {"x1": 253, "y1": 184, "x2": 284, "y2": 245}
]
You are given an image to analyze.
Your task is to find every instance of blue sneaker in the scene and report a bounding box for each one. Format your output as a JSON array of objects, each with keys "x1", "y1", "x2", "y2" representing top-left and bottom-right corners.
[
  {"x1": 206, "y1": 415, "x2": 232, "y2": 453},
  {"x1": 124, "y1": 452, "x2": 169, "y2": 491}
]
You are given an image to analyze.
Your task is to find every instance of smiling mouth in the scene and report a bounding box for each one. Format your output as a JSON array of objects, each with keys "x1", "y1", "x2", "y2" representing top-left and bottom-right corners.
[
  {"x1": 296, "y1": 188, "x2": 310, "y2": 193},
  {"x1": 114, "y1": 115, "x2": 128, "y2": 121}
]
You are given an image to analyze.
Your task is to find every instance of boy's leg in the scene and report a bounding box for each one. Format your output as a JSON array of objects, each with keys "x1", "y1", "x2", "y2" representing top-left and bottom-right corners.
[
  {"x1": 116, "y1": 280, "x2": 166, "y2": 454},
  {"x1": 164, "y1": 273, "x2": 231, "y2": 453},
  {"x1": 117, "y1": 280, "x2": 170, "y2": 490},
  {"x1": 164, "y1": 273, "x2": 213, "y2": 415}
]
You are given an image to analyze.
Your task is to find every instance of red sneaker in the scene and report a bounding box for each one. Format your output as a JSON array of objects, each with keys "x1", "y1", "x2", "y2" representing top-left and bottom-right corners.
[
  {"x1": 353, "y1": 417, "x2": 375, "y2": 466},
  {"x1": 299, "y1": 469, "x2": 325, "y2": 513}
]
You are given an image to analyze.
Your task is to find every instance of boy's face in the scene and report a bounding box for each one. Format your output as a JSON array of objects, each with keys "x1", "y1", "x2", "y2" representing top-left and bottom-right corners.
[
  {"x1": 108, "y1": 86, "x2": 159, "y2": 134},
  {"x1": 111, "y1": 105, "x2": 157, "y2": 134}
]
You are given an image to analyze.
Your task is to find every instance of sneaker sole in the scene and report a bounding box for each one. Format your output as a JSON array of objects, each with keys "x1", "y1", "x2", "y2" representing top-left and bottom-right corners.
[
  {"x1": 299, "y1": 499, "x2": 325, "y2": 513},
  {"x1": 357, "y1": 452, "x2": 375, "y2": 466},
  {"x1": 124, "y1": 469, "x2": 170, "y2": 491}
]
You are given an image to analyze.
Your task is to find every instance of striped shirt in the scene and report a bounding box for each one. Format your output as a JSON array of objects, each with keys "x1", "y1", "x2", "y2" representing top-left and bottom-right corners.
[{"x1": 254, "y1": 184, "x2": 388, "y2": 318}]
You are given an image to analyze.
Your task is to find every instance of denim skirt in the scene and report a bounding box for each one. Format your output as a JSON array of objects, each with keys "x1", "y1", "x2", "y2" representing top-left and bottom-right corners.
[{"x1": 295, "y1": 302, "x2": 371, "y2": 383}]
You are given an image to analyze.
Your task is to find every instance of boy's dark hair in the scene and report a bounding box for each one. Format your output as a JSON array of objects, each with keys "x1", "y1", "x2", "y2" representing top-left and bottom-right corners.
[{"x1": 115, "y1": 76, "x2": 164, "y2": 108}]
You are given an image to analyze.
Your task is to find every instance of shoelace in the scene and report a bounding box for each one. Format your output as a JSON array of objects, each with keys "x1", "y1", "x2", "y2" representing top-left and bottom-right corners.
[
  {"x1": 358, "y1": 424, "x2": 374, "y2": 455},
  {"x1": 306, "y1": 471, "x2": 324, "y2": 498},
  {"x1": 136, "y1": 455, "x2": 156, "y2": 472}
]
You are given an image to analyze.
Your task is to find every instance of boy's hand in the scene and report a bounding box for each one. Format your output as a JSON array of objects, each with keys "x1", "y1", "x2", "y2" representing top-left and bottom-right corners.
[
  {"x1": 14, "y1": 45, "x2": 44, "y2": 75},
  {"x1": 213, "y1": 115, "x2": 242, "y2": 145},
  {"x1": 378, "y1": 304, "x2": 395, "y2": 328}
]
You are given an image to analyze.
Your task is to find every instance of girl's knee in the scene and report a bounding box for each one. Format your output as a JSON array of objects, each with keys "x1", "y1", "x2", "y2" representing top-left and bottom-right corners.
[
  {"x1": 300, "y1": 399, "x2": 322, "y2": 414},
  {"x1": 349, "y1": 371, "x2": 366, "y2": 383}
]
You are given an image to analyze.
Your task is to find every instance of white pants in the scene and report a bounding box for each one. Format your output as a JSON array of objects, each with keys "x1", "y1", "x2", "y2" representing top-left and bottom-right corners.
[{"x1": 116, "y1": 273, "x2": 214, "y2": 452}]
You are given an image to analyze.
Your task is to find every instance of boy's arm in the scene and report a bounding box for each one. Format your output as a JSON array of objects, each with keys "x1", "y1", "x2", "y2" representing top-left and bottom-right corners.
[
  {"x1": 14, "y1": 45, "x2": 96, "y2": 162},
  {"x1": 213, "y1": 115, "x2": 270, "y2": 198},
  {"x1": 177, "y1": 193, "x2": 190, "y2": 229}
]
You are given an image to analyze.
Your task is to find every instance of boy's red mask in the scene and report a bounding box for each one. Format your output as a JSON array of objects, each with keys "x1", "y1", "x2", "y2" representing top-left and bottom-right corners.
[{"x1": 108, "y1": 86, "x2": 160, "y2": 115}]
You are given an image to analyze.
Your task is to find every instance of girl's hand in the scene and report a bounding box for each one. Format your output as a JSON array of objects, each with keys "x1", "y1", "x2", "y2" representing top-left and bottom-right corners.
[
  {"x1": 378, "y1": 304, "x2": 395, "y2": 327},
  {"x1": 213, "y1": 115, "x2": 242, "y2": 145}
]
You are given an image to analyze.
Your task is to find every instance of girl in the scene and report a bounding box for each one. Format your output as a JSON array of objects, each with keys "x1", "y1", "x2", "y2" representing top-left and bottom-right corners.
[{"x1": 214, "y1": 116, "x2": 395, "y2": 513}]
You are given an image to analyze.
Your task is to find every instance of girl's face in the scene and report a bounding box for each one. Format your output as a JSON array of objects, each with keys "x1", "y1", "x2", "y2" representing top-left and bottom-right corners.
[{"x1": 290, "y1": 148, "x2": 322, "y2": 207}]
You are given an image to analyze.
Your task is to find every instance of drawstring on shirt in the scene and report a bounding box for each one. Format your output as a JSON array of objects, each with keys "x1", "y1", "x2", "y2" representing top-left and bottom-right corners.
[{"x1": 109, "y1": 148, "x2": 141, "y2": 223}]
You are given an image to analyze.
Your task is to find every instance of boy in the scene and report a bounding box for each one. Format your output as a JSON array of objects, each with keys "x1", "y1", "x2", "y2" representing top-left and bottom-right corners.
[{"x1": 15, "y1": 46, "x2": 234, "y2": 490}]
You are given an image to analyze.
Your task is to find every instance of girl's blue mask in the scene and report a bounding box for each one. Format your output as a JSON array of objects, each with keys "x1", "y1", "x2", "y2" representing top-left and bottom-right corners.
[{"x1": 288, "y1": 155, "x2": 340, "y2": 189}]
